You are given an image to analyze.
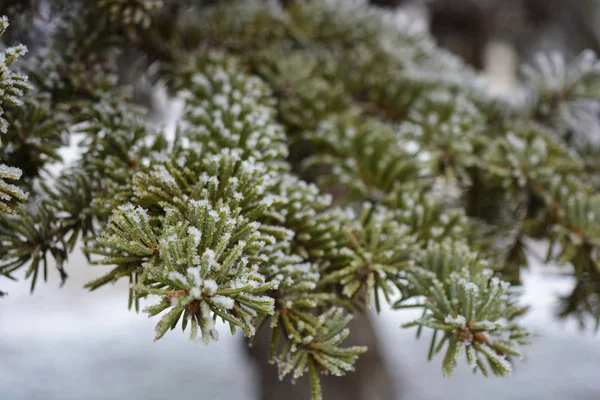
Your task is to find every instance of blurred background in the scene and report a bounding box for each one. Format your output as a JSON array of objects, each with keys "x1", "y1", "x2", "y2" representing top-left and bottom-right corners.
[
  {"x1": 381, "y1": 0, "x2": 600, "y2": 69},
  {"x1": 2, "y1": 0, "x2": 600, "y2": 399}
]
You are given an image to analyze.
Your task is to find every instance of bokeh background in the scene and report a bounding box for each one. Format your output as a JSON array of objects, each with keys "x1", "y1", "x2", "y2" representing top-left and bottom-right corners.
[{"x1": 3, "y1": 1, "x2": 600, "y2": 399}]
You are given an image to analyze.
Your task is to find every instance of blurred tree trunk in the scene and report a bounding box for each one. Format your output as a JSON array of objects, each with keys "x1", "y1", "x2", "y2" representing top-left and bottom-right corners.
[
  {"x1": 246, "y1": 312, "x2": 399, "y2": 400},
  {"x1": 392, "y1": 0, "x2": 600, "y2": 69}
]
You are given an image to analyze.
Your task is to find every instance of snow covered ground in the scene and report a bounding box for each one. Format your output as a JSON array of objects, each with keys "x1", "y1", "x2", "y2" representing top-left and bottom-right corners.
[{"x1": 1, "y1": 247, "x2": 599, "y2": 400}]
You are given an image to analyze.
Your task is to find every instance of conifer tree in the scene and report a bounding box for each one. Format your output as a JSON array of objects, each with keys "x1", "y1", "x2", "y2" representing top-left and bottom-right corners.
[{"x1": 1, "y1": 1, "x2": 600, "y2": 399}]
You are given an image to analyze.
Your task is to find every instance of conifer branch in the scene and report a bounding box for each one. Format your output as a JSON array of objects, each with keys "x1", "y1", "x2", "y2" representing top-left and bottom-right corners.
[{"x1": 4, "y1": 1, "x2": 600, "y2": 398}]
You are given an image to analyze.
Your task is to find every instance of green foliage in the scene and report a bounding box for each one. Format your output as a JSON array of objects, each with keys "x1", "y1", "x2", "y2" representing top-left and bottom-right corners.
[
  {"x1": 0, "y1": 164, "x2": 28, "y2": 214},
  {"x1": 483, "y1": 124, "x2": 583, "y2": 190},
  {"x1": 320, "y1": 204, "x2": 414, "y2": 311},
  {"x1": 273, "y1": 307, "x2": 366, "y2": 392},
  {"x1": 523, "y1": 50, "x2": 600, "y2": 150},
  {"x1": 1, "y1": 95, "x2": 67, "y2": 179},
  {"x1": 177, "y1": 53, "x2": 288, "y2": 166},
  {"x1": 94, "y1": 200, "x2": 278, "y2": 340},
  {"x1": 0, "y1": 203, "x2": 68, "y2": 292},
  {"x1": 0, "y1": 16, "x2": 31, "y2": 215},
  {"x1": 97, "y1": 0, "x2": 164, "y2": 30},
  {"x1": 250, "y1": 49, "x2": 352, "y2": 134},
  {"x1": 84, "y1": 54, "x2": 367, "y2": 387},
  {"x1": 383, "y1": 184, "x2": 470, "y2": 246},
  {"x1": 397, "y1": 241, "x2": 530, "y2": 377},
  {"x1": 304, "y1": 115, "x2": 420, "y2": 201},
  {"x1": 3, "y1": 1, "x2": 600, "y2": 398},
  {"x1": 549, "y1": 191, "x2": 600, "y2": 329},
  {"x1": 401, "y1": 90, "x2": 486, "y2": 182},
  {"x1": 0, "y1": 15, "x2": 30, "y2": 137}
]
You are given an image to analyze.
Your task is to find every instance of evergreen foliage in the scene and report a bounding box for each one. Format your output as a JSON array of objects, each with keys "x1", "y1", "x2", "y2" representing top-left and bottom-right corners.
[
  {"x1": 0, "y1": 15, "x2": 31, "y2": 214},
  {"x1": 2, "y1": 1, "x2": 600, "y2": 397}
]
